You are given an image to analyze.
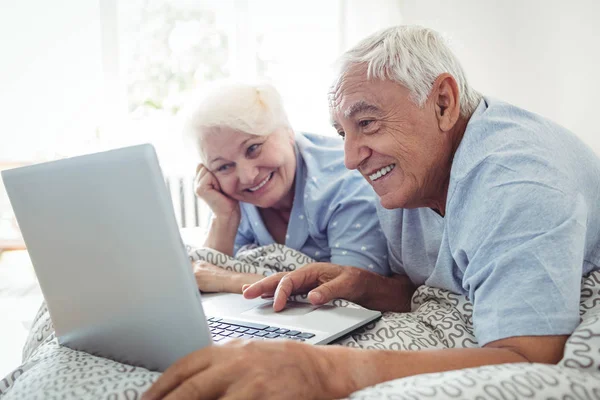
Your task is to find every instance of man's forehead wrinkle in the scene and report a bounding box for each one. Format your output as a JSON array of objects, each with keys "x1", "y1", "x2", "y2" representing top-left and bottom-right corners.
[
  {"x1": 343, "y1": 101, "x2": 380, "y2": 119},
  {"x1": 328, "y1": 77, "x2": 347, "y2": 110},
  {"x1": 329, "y1": 64, "x2": 371, "y2": 122},
  {"x1": 329, "y1": 76, "x2": 363, "y2": 114}
]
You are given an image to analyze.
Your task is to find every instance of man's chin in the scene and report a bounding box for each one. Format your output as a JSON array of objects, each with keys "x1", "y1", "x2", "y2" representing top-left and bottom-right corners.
[
  {"x1": 378, "y1": 191, "x2": 408, "y2": 210},
  {"x1": 379, "y1": 195, "x2": 398, "y2": 210}
]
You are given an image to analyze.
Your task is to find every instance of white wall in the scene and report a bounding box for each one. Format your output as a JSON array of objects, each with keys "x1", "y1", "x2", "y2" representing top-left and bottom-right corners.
[
  {"x1": 1, "y1": 0, "x2": 598, "y2": 157},
  {"x1": 397, "y1": 0, "x2": 600, "y2": 153},
  {"x1": 0, "y1": 0, "x2": 103, "y2": 162}
]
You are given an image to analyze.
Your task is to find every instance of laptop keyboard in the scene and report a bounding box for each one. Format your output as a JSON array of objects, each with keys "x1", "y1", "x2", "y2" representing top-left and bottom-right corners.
[{"x1": 207, "y1": 317, "x2": 316, "y2": 343}]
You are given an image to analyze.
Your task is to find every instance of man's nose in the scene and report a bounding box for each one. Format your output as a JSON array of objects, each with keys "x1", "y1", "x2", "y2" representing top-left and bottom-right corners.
[{"x1": 344, "y1": 134, "x2": 370, "y2": 171}]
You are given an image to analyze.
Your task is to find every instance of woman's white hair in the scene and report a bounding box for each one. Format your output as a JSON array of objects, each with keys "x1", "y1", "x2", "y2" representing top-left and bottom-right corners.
[
  {"x1": 183, "y1": 82, "x2": 291, "y2": 159},
  {"x1": 336, "y1": 25, "x2": 481, "y2": 117}
]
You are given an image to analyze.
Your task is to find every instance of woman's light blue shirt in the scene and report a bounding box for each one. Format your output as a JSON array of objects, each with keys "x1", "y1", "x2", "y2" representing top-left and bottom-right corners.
[{"x1": 234, "y1": 132, "x2": 389, "y2": 275}]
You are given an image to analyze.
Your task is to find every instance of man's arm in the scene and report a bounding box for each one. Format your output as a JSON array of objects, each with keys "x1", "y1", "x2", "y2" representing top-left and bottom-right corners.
[
  {"x1": 142, "y1": 334, "x2": 568, "y2": 400},
  {"x1": 351, "y1": 269, "x2": 414, "y2": 312},
  {"x1": 322, "y1": 334, "x2": 568, "y2": 396}
]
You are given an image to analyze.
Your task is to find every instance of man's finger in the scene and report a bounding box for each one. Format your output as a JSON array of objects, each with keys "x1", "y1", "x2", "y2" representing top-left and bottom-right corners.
[
  {"x1": 306, "y1": 273, "x2": 359, "y2": 305},
  {"x1": 272, "y1": 269, "x2": 324, "y2": 311},
  {"x1": 244, "y1": 264, "x2": 335, "y2": 304},
  {"x1": 273, "y1": 275, "x2": 295, "y2": 311},
  {"x1": 142, "y1": 348, "x2": 214, "y2": 400},
  {"x1": 160, "y1": 364, "x2": 233, "y2": 400},
  {"x1": 242, "y1": 273, "x2": 286, "y2": 299}
]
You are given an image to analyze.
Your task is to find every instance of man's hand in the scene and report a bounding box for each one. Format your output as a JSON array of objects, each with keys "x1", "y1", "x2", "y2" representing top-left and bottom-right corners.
[
  {"x1": 242, "y1": 263, "x2": 361, "y2": 311},
  {"x1": 193, "y1": 261, "x2": 262, "y2": 294},
  {"x1": 141, "y1": 340, "x2": 354, "y2": 400},
  {"x1": 242, "y1": 263, "x2": 415, "y2": 312}
]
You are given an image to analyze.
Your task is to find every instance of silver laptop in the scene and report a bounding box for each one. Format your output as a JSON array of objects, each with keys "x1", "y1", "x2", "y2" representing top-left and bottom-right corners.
[{"x1": 1, "y1": 144, "x2": 381, "y2": 372}]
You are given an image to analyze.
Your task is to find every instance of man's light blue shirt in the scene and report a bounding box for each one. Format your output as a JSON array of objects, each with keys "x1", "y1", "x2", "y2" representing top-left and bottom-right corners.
[
  {"x1": 235, "y1": 132, "x2": 389, "y2": 275},
  {"x1": 378, "y1": 97, "x2": 600, "y2": 346}
]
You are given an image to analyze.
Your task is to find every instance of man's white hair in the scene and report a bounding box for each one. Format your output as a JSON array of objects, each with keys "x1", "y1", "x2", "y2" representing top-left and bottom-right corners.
[
  {"x1": 183, "y1": 82, "x2": 291, "y2": 158},
  {"x1": 337, "y1": 25, "x2": 481, "y2": 116}
]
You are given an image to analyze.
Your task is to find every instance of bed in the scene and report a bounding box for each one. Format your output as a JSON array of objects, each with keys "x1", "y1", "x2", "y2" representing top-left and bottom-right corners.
[{"x1": 2, "y1": 244, "x2": 600, "y2": 399}]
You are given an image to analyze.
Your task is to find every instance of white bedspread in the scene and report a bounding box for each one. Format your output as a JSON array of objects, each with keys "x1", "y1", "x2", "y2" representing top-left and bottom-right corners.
[{"x1": 2, "y1": 244, "x2": 600, "y2": 399}]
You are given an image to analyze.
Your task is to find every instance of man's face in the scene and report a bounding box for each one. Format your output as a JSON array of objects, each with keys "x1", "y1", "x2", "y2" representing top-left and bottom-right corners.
[
  {"x1": 200, "y1": 126, "x2": 296, "y2": 209},
  {"x1": 329, "y1": 64, "x2": 450, "y2": 210}
]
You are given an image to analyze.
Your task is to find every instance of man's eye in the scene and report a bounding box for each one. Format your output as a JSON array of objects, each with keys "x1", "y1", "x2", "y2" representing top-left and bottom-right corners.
[
  {"x1": 359, "y1": 120, "x2": 373, "y2": 128},
  {"x1": 337, "y1": 131, "x2": 345, "y2": 139}
]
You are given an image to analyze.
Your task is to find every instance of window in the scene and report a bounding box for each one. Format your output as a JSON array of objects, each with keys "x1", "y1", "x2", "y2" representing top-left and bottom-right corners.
[
  {"x1": 0, "y1": 0, "x2": 400, "y2": 235},
  {"x1": 104, "y1": 0, "x2": 344, "y2": 176}
]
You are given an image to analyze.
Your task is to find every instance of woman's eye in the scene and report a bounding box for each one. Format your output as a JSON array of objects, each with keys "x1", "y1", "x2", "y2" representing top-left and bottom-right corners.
[
  {"x1": 217, "y1": 164, "x2": 231, "y2": 172},
  {"x1": 247, "y1": 143, "x2": 261, "y2": 156}
]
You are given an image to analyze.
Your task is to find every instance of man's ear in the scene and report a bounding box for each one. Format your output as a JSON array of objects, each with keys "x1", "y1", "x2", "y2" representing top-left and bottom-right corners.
[{"x1": 432, "y1": 73, "x2": 461, "y2": 132}]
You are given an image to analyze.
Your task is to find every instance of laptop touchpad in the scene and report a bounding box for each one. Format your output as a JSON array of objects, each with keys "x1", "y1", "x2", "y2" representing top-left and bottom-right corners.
[{"x1": 242, "y1": 301, "x2": 319, "y2": 317}]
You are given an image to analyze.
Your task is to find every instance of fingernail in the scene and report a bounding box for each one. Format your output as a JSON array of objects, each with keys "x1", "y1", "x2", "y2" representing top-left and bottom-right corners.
[
  {"x1": 242, "y1": 284, "x2": 250, "y2": 292},
  {"x1": 308, "y1": 291, "x2": 323, "y2": 303}
]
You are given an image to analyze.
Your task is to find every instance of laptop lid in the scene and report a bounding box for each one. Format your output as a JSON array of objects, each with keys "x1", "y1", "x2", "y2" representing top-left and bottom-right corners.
[{"x1": 2, "y1": 144, "x2": 211, "y2": 372}]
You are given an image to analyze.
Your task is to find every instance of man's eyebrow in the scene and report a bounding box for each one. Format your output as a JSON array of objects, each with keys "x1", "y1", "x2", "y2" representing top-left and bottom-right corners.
[{"x1": 343, "y1": 101, "x2": 381, "y2": 119}]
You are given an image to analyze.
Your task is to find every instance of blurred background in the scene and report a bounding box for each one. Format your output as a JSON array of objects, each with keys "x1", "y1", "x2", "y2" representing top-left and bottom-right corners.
[{"x1": 0, "y1": 0, "x2": 599, "y2": 377}]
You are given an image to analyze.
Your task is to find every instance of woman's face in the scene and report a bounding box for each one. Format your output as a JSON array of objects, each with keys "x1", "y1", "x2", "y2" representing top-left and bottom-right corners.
[{"x1": 199, "y1": 126, "x2": 296, "y2": 209}]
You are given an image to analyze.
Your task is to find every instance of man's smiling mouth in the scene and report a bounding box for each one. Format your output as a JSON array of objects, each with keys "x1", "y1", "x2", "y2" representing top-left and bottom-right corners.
[{"x1": 369, "y1": 164, "x2": 395, "y2": 181}]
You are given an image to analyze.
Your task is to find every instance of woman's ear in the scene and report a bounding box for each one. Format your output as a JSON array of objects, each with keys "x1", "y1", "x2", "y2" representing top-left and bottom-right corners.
[{"x1": 287, "y1": 127, "x2": 296, "y2": 144}]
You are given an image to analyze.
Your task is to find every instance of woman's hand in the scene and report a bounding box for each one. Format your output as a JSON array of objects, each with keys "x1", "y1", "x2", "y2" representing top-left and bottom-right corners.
[
  {"x1": 194, "y1": 164, "x2": 239, "y2": 218},
  {"x1": 193, "y1": 261, "x2": 263, "y2": 293}
]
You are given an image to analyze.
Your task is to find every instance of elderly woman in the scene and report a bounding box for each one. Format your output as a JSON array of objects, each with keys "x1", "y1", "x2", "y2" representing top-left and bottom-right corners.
[{"x1": 184, "y1": 82, "x2": 389, "y2": 293}]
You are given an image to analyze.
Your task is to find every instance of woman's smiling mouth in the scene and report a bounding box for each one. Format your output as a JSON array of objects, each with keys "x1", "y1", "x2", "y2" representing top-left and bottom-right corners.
[{"x1": 247, "y1": 172, "x2": 274, "y2": 192}]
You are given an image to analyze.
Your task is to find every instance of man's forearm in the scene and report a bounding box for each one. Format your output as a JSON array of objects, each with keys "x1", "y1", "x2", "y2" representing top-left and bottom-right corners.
[
  {"x1": 356, "y1": 271, "x2": 415, "y2": 312},
  {"x1": 320, "y1": 338, "x2": 563, "y2": 398}
]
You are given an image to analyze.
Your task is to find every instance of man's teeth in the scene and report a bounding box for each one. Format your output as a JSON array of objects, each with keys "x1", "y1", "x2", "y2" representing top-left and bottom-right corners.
[
  {"x1": 369, "y1": 164, "x2": 395, "y2": 182},
  {"x1": 248, "y1": 173, "x2": 272, "y2": 192}
]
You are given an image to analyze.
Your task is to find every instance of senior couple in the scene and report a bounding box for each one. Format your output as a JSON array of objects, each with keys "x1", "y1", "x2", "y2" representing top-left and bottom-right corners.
[{"x1": 143, "y1": 25, "x2": 600, "y2": 399}]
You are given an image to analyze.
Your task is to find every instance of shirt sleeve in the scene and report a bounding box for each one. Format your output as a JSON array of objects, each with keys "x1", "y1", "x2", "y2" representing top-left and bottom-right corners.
[
  {"x1": 449, "y1": 159, "x2": 587, "y2": 346},
  {"x1": 375, "y1": 205, "x2": 407, "y2": 276},
  {"x1": 233, "y1": 213, "x2": 257, "y2": 256},
  {"x1": 325, "y1": 190, "x2": 390, "y2": 276}
]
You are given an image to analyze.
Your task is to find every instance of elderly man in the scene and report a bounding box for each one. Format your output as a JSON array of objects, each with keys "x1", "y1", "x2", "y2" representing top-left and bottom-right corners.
[{"x1": 142, "y1": 25, "x2": 600, "y2": 400}]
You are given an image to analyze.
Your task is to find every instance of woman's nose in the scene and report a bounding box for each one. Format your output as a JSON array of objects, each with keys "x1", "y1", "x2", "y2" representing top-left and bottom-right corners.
[{"x1": 237, "y1": 161, "x2": 260, "y2": 186}]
